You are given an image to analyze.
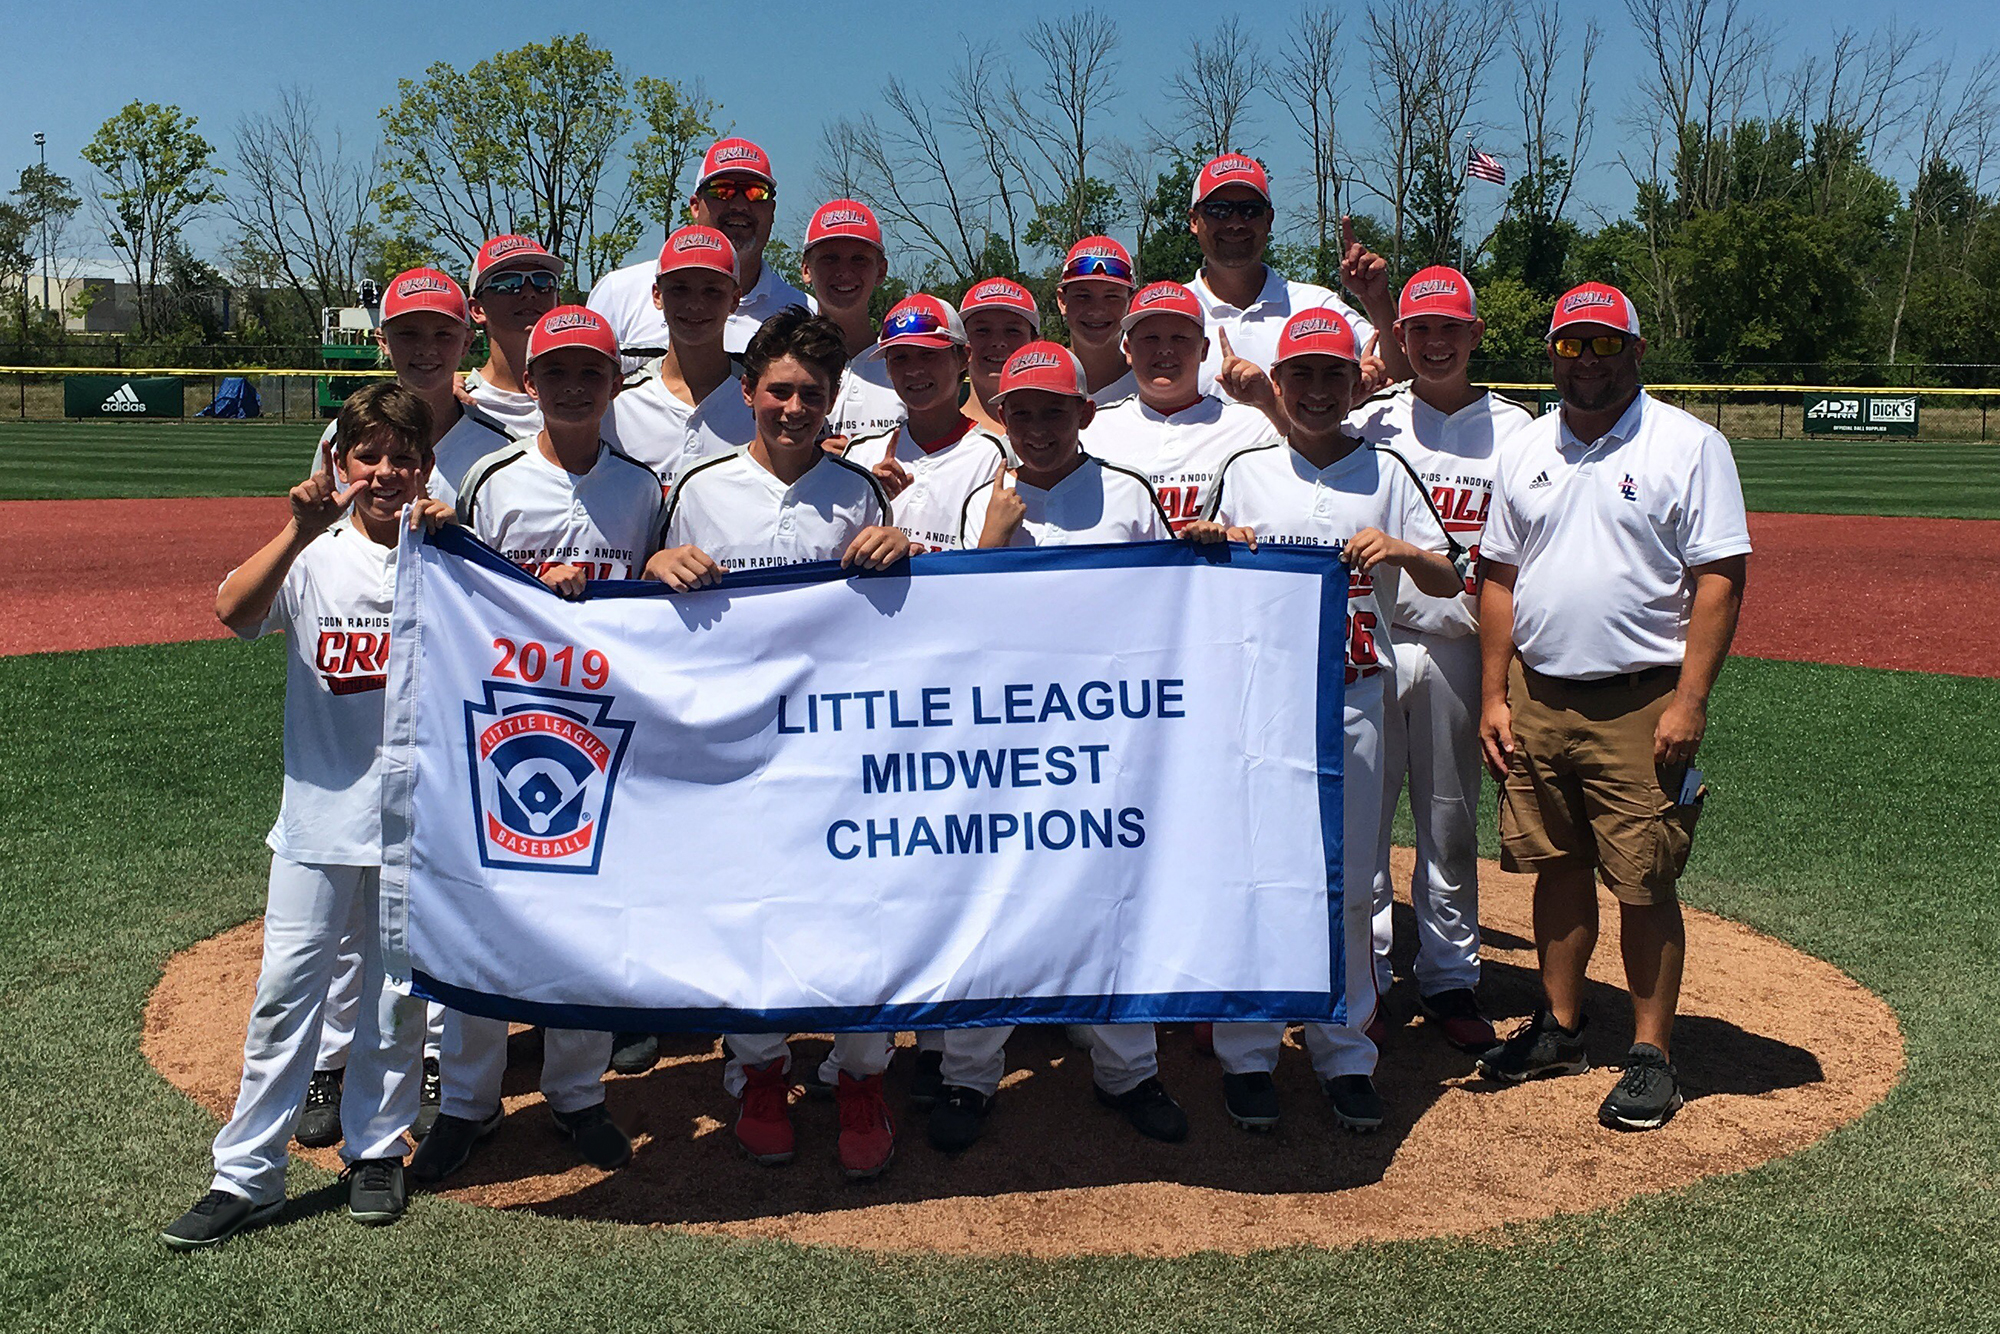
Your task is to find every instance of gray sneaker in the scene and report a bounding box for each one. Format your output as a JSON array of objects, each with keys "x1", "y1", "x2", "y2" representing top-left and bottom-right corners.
[
  {"x1": 344, "y1": 1157, "x2": 406, "y2": 1225},
  {"x1": 1477, "y1": 1008, "x2": 1590, "y2": 1083},
  {"x1": 407, "y1": 1107, "x2": 502, "y2": 1186},
  {"x1": 161, "y1": 1190, "x2": 283, "y2": 1251},
  {"x1": 294, "y1": 1068, "x2": 342, "y2": 1149},
  {"x1": 1598, "y1": 1044, "x2": 1684, "y2": 1130}
]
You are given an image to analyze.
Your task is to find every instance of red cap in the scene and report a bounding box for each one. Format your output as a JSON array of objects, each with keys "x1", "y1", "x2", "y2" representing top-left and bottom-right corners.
[
  {"x1": 380, "y1": 268, "x2": 469, "y2": 325},
  {"x1": 1060, "y1": 236, "x2": 1135, "y2": 288},
  {"x1": 1119, "y1": 281, "x2": 1203, "y2": 334},
  {"x1": 1398, "y1": 266, "x2": 1478, "y2": 323},
  {"x1": 804, "y1": 199, "x2": 883, "y2": 253},
  {"x1": 695, "y1": 137, "x2": 775, "y2": 189},
  {"x1": 470, "y1": 234, "x2": 563, "y2": 292},
  {"x1": 1192, "y1": 154, "x2": 1271, "y2": 205},
  {"x1": 1548, "y1": 282, "x2": 1641, "y2": 337},
  {"x1": 960, "y1": 277, "x2": 1039, "y2": 324},
  {"x1": 657, "y1": 225, "x2": 738, "y2": 279},
  {"x1": 1274, "y1": 307, "x2": 1361, "y2": 367},
  {"x1": 872, "y1": 294, "x2": 967, "y2": 354},
  {"x1": 526, "y1": 306, "x2": 620, "y2": 366},
  {"x1": 995, "y1": 341, "x2": 1089, "y2": 400}
]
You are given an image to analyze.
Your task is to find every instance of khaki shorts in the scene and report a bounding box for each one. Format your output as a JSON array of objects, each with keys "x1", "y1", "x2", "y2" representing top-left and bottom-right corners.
[{"x1": 1497, "y1": 660, "x2": 1702, "y2": 906}]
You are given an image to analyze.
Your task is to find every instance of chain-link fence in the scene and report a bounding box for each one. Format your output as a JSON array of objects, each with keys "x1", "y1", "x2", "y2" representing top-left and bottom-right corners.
[{"x1": 0, "y1": 369, "x2": 391, "y2": 423}]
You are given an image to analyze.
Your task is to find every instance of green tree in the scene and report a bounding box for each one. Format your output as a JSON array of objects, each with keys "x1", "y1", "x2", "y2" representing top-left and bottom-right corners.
[
  {"x1": 81, "y1": 102, "x2": 225, "y2": 335},
  {"x1": 1022, "y1": 176, "x2": 1121, "y2": 255},
  {"x1": 0, "y1": 201, "x2": 33, "y2": 339},
  {"x1": 378, "y1": 34, "x2": 665, "y2": 294},
  {"x1": 1136, "y1": 158, "x2": 1205, "y2": 285},
  {"x1": 629, "y1": 77, "x2": 717, "y2": 236}
]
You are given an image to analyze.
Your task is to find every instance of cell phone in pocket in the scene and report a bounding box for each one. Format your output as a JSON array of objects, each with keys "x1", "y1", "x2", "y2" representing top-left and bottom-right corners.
[{"x1": 1677, "y1": 766, "x2": 1705, "y2": 805}]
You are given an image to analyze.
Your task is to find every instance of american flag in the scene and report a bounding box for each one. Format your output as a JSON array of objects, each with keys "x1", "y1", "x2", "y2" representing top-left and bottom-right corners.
[{"x1": 1467, "y1": 149, "x2": 1507, "y2": 185}]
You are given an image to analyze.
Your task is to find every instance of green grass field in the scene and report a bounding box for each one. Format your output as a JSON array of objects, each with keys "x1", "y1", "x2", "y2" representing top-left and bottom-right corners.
[
  {"x1": 4, "y1": 421, "x2": 1998, "y2": 518},
  {"x1": 2, "y1": 642, "x2": 1994, "y2": 1332}
]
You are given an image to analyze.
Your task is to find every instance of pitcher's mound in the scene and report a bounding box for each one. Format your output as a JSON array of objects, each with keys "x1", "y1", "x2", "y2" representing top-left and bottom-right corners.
[{"x1": 146, "y1": 850, "x2": 1901, "y2": 1257}]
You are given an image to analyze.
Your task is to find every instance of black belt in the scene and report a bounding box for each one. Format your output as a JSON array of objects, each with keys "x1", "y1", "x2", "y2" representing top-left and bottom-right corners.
[{"x1": 1524, "y1": 664, "x2": 1679, "y2": 691}]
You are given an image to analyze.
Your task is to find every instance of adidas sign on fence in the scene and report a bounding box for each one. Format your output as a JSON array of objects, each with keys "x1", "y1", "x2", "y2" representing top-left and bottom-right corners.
[
  {"x1": 102, "y1": 383, "x2": 146, "y2": 413},
  {"x1": 62, "y1": 374, "x2": 184, "y2": 419}
]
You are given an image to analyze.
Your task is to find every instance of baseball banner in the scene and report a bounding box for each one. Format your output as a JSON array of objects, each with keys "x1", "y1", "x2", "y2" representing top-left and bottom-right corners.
[{"x1": 379, "y1": 524, "x2": 1349, "y2": 1032}]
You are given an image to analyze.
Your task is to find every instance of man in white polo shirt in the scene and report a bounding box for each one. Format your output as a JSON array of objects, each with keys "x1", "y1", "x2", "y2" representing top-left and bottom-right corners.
[
  {"x1": 1185, "y1": 154, "x2": 1404, "y2": 395},
  {"x1": 586, "y1": 137, "x2": 812, "y2": 366},
  {"x1": 1081, "y1": 280, "x2": 1276, "y2": 531},
  {"x1": 1475, "y1": 281, "x2": 1750, "y2": 1132}
]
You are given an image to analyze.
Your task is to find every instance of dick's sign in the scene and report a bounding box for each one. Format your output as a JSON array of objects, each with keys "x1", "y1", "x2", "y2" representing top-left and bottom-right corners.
[{"x1": 1803, "y1": 393, "x2": 1919, "y2": 437}]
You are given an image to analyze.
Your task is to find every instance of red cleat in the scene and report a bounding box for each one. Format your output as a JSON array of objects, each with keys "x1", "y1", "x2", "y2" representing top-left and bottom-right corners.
[
  {"x1": 1192, "y1": 1022, "x2": 1214, "y2": 1056},
  {"x1": 734, "y1": 1058, "x2": 795, "y2": 1164},
  {"x1": 1364, "y1": 1008, "x2": 1389, "y2": 1047},
  {"x1": 835, "y1": 1070, "x2": 895, "y2": 1180}
]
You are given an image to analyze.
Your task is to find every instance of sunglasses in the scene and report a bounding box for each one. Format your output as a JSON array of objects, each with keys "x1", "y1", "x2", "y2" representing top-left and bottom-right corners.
[
  {"x1": 1198, "y1": 198, "x2": 1270, "y2": 221},
  {"x1": 883, "y1": 307, "x2": 949, "y2": 340},
  {"x1": 1062, "y1": 253, "x2": 1134, "y2": 283},
  {"x1": 1550, "y1": 334, "x2": 1628, "y2": 358},
  {"x1": 697, "y1": 180, "x2": 775, "y2": 203},
  {"x1": 476, "y1": 269, "x2": 559, "y2": 296}
]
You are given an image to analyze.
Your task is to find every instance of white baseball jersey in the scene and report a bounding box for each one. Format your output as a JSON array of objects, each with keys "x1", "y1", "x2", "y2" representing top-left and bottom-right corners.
[
  {"x1": 307, "y1": 401, "x2": 514, "y2": 508},
  {"x1": 1349, "y1": 386, "x2": 1534, "y2": 637},
  {"x1": 462, "y1": 368, "x2": 542, "y2": 437},
  {"x1": 1092, "y1": 369, "x2": 1139, "y2": 408},
  {"x1": 843, "y1": 419, "x2": 1007, "y2": 552},
  {"x1": 455, "y1": 441, "x2": 665, "y2": 581},
  {"x1": 232, "y1": 518, "x2": 399, "y2": 866},
  {"x1": 826, "y1": 349, "x2": 908, "y2": 441},
  {"x1": 958, "y1": 455, "x2": 1171, "y2": 549},
  {"x1": 601, "y1": 356, "x2": 755, "y2": 495},
  {"x1": 1205, "y1": 439, "x2": 1449, "y2": 685},
  {"x1": 585, "y1": 257, "x2": 814, "y2": 366},
  {"x1": 664, "y1": 448, "x2": 890, "y2": 571},
  {"x1": 1082, "y1": 392, "x2": 1276, "y2": 532},
  {"x1": 1481, "y1": 390, "x2": 1752, "y2": 680},
  {"x1": 1191, "y1": 266, "x2": 1377, "y2": 395}
]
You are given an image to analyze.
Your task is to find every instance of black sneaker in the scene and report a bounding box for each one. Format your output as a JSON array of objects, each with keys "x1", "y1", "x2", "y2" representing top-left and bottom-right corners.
[
  {"x1": 160, "y1": 1189, "x2": 284, "y2": 1251},
  {"x1": 1477, "y1": 1008, "x2": 1590, "y2": 1083},
  {"x1": 411, "y1": 1056, "x2": 442, "y2": 1142},
  {"x1": 551, "y1": 1101, "x2": 633, "y2": 1170},
  {"x1": 908, "y1": 1049, "x2": 946, "y2": 1108},
  {"x1": 610, "y1": 1032, "x2": 660, "y2": 1076},
  {"x1": 1321, "y1": 1074, "x2": 1385, "y2": 1133},
  {"x1": 1094, "y1": 1077, "x2": 1189, "y2": 1143},
  {"x1": 926, "y1": 1084, "x2": 994, "y2": 1153},
  {"x1": 294, "y1": 1068, "x2": 343, "y2": 1149},
  {"x1": 343, "y1": 1157, "x2": 406, "y2": 1226},
  {"x1": 1221, "y1": 1071, "x2": 1280, "y2": 1131},
  {"x1": 1598, "y1": 1044, "x2": 1684, "y2": 1131},
  {"x1": 407, "y1": 1107, "x2": 501, "y2": 1186}
]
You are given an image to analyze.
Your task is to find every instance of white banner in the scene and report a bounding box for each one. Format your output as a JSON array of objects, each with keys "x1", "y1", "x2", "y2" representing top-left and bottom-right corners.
[{"x1": 379, "y1": 524, "x2": 1350, "y2": 1031}]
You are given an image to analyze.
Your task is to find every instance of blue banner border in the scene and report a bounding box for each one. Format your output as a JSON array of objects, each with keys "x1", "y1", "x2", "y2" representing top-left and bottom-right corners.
[{"x1": 414, "y1": 525, "x2": 1349, "y2": 1030}]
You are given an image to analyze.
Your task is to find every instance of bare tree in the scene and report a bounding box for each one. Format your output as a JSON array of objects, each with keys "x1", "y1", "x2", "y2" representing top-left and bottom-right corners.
[
  {"x1": 821, "y1": 77, "x2": 996, "y2": 282},
  {"x1": 1623, "y1": 0, "x2": 1770, "y2": 217},
  {"x1": 1005, "y1": 10, "x2": 1122, "y2": 247},
  {"x1": 1888, "y1": 56, "x2": 2000, "y2": 362},
  {"x1": 1512, "y1": 2, "x2": 1599, "y2": 226},
  {"x1": 1778, "y1": 25, "x2": 1926, "y2": 217},
  {"x1": 1104, "y1": 140, "x2": 1164, "y2": 266},
  {"x1": 1169, "y1": 18, "x2": 1263, "y2": 155},
  {"x1": 944, "y1": 42, "x2": 1037, "y2": 268},
  {"x1": 1275, "y1": 6, "x2": 1349, "y2": 275},
  {"x1": 226, "y1": 88, "x2": 378, "y2": 329}
]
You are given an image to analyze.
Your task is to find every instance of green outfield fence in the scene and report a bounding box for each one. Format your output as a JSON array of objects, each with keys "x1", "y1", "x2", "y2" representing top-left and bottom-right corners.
[{"x1": 4, "y1": 366, "x2": 2000, "y2": 439}]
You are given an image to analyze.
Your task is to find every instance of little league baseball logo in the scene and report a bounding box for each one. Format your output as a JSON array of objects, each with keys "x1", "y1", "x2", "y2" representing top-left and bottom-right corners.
[{"x1": 465, "y1": 683, "x2": 634, "y2": 874}]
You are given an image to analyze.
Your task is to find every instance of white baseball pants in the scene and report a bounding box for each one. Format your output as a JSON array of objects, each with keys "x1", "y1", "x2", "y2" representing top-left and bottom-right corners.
[
  {"x1": 315, "y1": 936, "x2": 444, "y2": 1068},
  {"x1": 208, "y1": 856, "x2": 424, "y2": 1204},
  {"x1": 938, "y1": 1022, "x2": 1159, "y2": 1099},
  {"x1": 1372, "y1": 628, "x2": 1484, "y2": 996},
  {"x1": 438, "y1": 1017, "x2": 611, "y2": 1120},
  {"x1": 723, "y1": 1032, "x2": 893, "y2": 1097},
  {"x1": 1215, "y1": 676, "x2": 1384, "y2": 1080}
]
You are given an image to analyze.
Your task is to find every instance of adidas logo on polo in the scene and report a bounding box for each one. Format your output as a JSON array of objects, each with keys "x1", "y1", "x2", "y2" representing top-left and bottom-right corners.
[
  {"x1": 102, "y1": 383, "x2": 145, "y2": 413},
  {"x1": 1529, "y1": 470, "x2": 1551, "y2": 489}
]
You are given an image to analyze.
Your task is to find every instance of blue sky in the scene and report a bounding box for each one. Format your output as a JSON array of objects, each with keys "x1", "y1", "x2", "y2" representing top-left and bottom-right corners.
[{"x1": 4, "y1": 0, "x2": 1995, "y2": 276}]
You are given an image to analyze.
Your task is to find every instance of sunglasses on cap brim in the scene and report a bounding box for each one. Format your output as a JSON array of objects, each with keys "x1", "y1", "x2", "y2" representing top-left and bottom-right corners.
[
  {"x1": 697, "y1": 180, "x2": 775, "y2": 202},
  {"x1": 476, "y1": 269, "x2": 559, "y2": 296},
  {"x1": 1549, "y1": 334, "x2": 1629, "y2": 358},
  {"x1": 1062, "y1": 254, "x2": 1134, "y2": 284},
  {"x1": 1197, "y1": 198, "x2": 1270, "y2": 221}
]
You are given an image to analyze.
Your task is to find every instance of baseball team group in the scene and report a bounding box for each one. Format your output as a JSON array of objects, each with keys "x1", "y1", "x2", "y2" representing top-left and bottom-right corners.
[{"x1": 160, "y1": 136, "x2": 1753, "y2": 1252}]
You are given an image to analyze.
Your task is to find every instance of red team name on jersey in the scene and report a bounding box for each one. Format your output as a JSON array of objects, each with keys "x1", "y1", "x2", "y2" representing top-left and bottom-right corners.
[
  {"x1": 523, "y1": 558, "x2": 617, "y2": 581},
  {"x1": 1346, "y1": 569, "x2": 1380, "y2": 685},
  {"x1": 1155, "y1": 483, "x2": 1205, "y2": 531},
  {"x1": 315, "y1": 630, "x2": 390, "y2": 694}
]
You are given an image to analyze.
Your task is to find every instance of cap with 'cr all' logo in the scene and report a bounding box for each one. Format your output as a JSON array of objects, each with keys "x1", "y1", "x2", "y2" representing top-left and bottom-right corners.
[
  {"x1": 380, "y1": 268, "x2": 469, "y2": 325},
  {"x1": 1120, "y1": 281, "x2": 1203, "y2": 334},
  {"x1": 657, "y1": 226, "x2": 738, "y2": 279},
  {"x1": 996, "y1": 341, "x2": 1089, "y2": 399},
  {"x1": 696, "y1": 137, "x2": 775, "y2": 189},
  {"x1": 959, "y1": 277, "x2": 1040, "y2": 324},
  {"x1": 1397, "y1": 266, "x2": 1478, "y2": 323},
  {"x1": 1548, "y1": 281, "x2": 1641, "y2": 337},
  {"x1": 526, "y1": 306, "x2": 621, "y2": 365},
  {"x1": 1192, "y1": 153, "x2": 1271, "y2": 204},
  {"x1": 1274, "y1": 307, "x2": 1361, "y2": 367},
  {"x1": 804, "y1": 199, "x2": 883, "y2": 253}
]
